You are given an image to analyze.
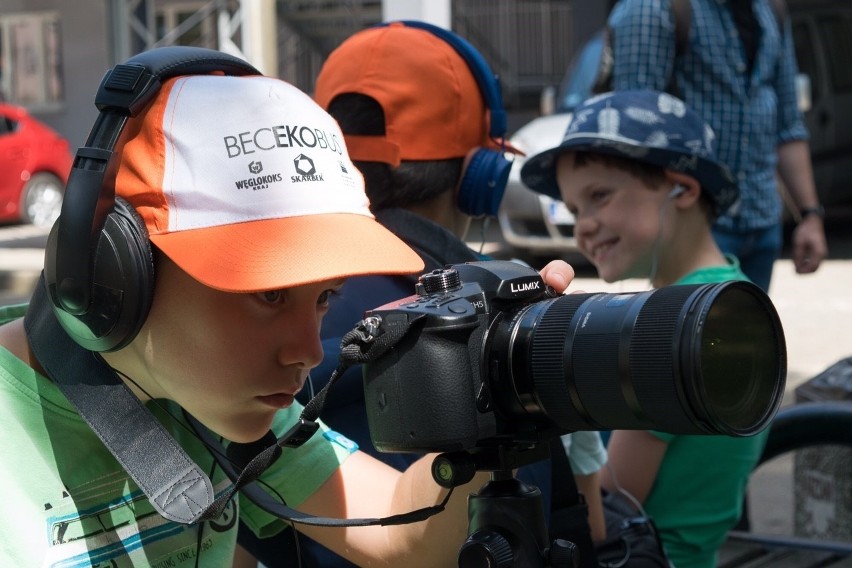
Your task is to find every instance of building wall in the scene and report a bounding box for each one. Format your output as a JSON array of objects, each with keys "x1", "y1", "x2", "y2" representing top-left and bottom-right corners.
[
  {"x1": 0, "y1": 0, "x2": 609, "y2": 145},
  {"x1": 0, "y1": 0, "x2": 111, "y2": 146}
]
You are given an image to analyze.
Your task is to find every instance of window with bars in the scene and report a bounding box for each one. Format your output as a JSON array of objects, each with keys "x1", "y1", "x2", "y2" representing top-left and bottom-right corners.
[{"x1": 0, "y1": 11, "x2": 63, "y2": 110}]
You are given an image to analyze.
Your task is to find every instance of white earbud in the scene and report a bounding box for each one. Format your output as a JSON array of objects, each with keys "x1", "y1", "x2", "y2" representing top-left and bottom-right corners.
[{"x1": 668, "y1": 184, "x2": 686, "y2": 198}]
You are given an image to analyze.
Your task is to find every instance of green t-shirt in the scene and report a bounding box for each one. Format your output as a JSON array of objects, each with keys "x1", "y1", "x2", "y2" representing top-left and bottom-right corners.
[
  {"x1": 645, "y1": 257, "x2": 770, "y2": 568},
  {"x1": 0, "y1": 303, "x2": 356, "y2": 567}
]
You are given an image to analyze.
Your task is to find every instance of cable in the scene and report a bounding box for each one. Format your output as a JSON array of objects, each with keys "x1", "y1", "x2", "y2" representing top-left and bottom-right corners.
[
  {"x1": 114, "y1": 367, "x2": 306, "y2": 567},
  {"x1": 194, "y1": 457, "x2": 219, "y2": 568},
  {"x1": 111, "y1": 367, "x2": 232, "y2": 461},
  {"x1": 304, "y1": 373, "x2": 315, "y2": 400},
  {"x1": 647, "y1": 186, "x2": 683, "y2": 286},
  {"x1": 603, "y1": 460, "x2": 649, "y2": 518},
  {"x1": 478, "y1": 216, "x2": 491, "y2": 256}
]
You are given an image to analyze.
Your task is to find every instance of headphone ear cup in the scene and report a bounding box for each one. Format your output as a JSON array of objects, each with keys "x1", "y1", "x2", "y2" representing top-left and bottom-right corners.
[
  {"x1": 45, "y1": 197, "x2": 155, "y2": 352},
  {"x1": 456, "y1": 148, "x2": 512, "y2": 217}
]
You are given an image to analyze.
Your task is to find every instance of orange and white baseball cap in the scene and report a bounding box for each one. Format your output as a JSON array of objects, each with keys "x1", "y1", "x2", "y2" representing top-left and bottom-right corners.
[{"x1": 114, "y1": 73, "x2": 424, "y2": 292}]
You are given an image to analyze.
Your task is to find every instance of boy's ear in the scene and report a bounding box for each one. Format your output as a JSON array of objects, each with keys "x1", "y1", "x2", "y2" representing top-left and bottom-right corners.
[{"x1": 664, "y1": 171, "x2": 701, "y2": 205}]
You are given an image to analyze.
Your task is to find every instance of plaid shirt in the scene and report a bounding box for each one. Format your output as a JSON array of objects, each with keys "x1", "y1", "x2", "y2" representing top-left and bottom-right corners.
[{"x1": 609, "y1": 0, "x2": 809, "y2": 230}]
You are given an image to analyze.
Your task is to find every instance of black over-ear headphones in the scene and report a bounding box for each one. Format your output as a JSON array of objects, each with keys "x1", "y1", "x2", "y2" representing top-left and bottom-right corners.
[
  {"x1": 381, "y1": 20, "x2": 512, "y2": 218},
  {"x1": 43, "y1": 46, "x2": 260, "y2": 353}
]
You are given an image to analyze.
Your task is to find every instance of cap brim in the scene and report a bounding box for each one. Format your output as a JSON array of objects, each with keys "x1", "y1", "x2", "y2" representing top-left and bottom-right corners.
[
  {"x1": 150, "y1": 213, "x2": 425, "y2": 292},
  {"x1": 521, "y1": 136, "x2": 739, "y2": 215},
  {"x1": 519, "y1": 147, "x2": 566, "y2": 199}
]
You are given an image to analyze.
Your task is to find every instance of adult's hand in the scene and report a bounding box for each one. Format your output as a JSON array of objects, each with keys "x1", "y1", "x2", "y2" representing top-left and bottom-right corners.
[
  {"x1": 777, "y1": 140, "x2": 828, "y2": 274},
  {"x1": 792, "y1": 215, "x2": 828, "y2": 274}
]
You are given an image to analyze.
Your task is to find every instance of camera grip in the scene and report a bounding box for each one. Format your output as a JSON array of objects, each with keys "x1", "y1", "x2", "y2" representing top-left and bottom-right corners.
[{"x1": 364, "y1": 324, "x2": 483, "y2": 453}]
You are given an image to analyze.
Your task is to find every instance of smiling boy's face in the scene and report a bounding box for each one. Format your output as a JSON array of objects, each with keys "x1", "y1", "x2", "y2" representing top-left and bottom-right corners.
[{"x1": 556, "y1": 153, "x2": 672, "y2": 283}]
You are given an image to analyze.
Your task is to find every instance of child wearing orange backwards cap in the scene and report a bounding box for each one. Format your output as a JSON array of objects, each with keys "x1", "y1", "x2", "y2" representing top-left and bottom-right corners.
[{"x1": 0, "y1": 46, "x2": 575, "y2": 567}]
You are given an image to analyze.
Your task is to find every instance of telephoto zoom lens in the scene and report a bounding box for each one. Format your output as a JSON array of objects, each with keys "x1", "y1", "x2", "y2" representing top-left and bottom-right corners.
[{"x1": 491, "y1": 281, "x2": 786, "y2": 436}]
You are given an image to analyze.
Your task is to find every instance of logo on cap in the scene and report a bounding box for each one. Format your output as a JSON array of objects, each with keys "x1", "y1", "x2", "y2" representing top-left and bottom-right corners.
[
  {"x1": 235, "y1": 160, "x2": 283, "y2": 191},
  {"x1": 294, "y1": 154, "x2": 316, "y2": 176},
  {"x1": 291, "y1": 154, "x2": 324, "y2": 183}
]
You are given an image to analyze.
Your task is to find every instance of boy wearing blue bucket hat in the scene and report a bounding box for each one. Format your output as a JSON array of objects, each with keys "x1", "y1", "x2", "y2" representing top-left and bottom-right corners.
[{"x1": 522, "y1": 89, "x2": 768, "y2": 568}]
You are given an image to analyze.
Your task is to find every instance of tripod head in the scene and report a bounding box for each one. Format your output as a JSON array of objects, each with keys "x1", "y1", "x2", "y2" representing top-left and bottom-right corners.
[{"x1": 432, "y1": 442, "x2": 579, "y2": 567}]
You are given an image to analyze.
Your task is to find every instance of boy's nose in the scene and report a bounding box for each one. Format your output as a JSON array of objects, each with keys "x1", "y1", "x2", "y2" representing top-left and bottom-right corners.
[
  {"x1": 574, "y1": 212, "x2": 598, "y2": 239},
  {"x1": 281, "y1": 317, "x2": 324, "y2": 369}
]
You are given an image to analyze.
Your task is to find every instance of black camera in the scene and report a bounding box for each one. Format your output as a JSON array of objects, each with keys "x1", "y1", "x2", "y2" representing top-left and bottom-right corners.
[{"x1": 362, "y1": 260, "x2": 786, "y2": 454}]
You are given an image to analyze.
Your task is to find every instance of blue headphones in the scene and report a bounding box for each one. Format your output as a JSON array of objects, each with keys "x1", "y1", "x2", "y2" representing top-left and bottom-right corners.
[{"x1": 383, "y1": 20, "x2": 512, "y2": 218}]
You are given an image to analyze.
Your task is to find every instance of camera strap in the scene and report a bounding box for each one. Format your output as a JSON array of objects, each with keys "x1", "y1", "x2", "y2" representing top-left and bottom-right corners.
[
  {"x1": 548, "y1": 437, "x2": 598, "y2": 568},
  {"x1": 24, "y1": 277, "x2": 443, "y2": 528}
]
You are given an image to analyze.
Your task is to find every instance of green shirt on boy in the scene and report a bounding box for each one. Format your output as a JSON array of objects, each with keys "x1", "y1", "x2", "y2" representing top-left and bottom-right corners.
[
  {"x1": 647, "y1": 257, "x2": 769, "y2": 568},
  {"x1": 0, "y1": 303, "x2": 356, "y2": 567}
]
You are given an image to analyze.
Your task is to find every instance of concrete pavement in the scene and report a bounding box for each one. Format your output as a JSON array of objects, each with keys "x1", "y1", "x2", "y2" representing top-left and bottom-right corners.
[
  {"x1": 0, "y1": 247, "x2": 43, "y2": 303},
  {"x1": 0, "y1": 224, "x2": 47, "y2": 305}
]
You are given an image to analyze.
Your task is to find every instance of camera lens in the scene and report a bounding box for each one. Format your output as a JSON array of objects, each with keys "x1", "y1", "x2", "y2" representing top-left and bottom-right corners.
[
  {"x1": 491, "y1": 281, "x2": 786, "y2": 436},
  {"x1": 691, "y1": 284, "x2": 785, "y2": 434}
]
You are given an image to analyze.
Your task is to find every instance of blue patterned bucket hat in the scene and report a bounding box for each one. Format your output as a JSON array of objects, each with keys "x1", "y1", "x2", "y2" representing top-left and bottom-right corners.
[{"x1": 520, "y1": 90, "x2": 739, "y2": 216}]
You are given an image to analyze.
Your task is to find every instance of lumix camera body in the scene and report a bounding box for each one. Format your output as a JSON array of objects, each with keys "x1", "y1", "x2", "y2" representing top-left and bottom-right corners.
[
  {"x1": 363, "y1": 260, "x2": 554, "y2": 453},
  {"x1": 361, "y1": 260, "x2": 786, "y2": 455}
]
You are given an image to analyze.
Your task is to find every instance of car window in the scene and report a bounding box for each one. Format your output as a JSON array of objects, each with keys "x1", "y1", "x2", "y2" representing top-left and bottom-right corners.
[
  {"x1": 0, "y1": 113, "x2": 14, "y2": 135},
  {"x1": 555, "y1": 30, "x2": 605, "y2": 113}
]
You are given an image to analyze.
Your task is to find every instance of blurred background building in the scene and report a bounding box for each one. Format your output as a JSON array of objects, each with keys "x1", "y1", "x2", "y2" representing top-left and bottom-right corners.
[{"x1": 0, "y1": 0, "x2": 615, "y2": 146}]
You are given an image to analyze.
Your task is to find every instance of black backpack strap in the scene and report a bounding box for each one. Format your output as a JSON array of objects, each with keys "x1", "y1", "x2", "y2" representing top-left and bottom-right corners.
[
  {"x1": 596, "y1": 0, "x2": 692, "y2": 96},
  {"x1": 665, "y1": 0, "x2": 693, "y2": 97},
  {"x1": 769, "y1": 0, "x2": 788, "y2": 33},
  {"x1": 548, "y1": 437, "x2": 599, "y2": 568},
  {"x1": 671, "y1": 0, "x2": 693, "y2": 56},
  {"x1": 593, "y1": 26, "x2": 615, "y2": 94}
]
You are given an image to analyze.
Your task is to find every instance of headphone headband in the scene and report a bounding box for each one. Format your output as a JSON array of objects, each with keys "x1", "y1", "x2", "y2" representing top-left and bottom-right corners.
[
  {"x1": 383, "y1": 20, "x2": 507, "y2": 140},
  {"x1": 52, "y1": 47, "x2": 260, "y2": 316},
  {"x1": 45, "y1": 46, "x2": 260, "y2": 351},
  {"x1": 365, "y1": 21, "x2": 512, "y2": 218}
]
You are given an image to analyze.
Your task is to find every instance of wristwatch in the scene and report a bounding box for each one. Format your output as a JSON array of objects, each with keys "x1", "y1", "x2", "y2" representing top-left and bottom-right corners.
[{"x1": 799, "y1": 205, "x2": 825, "y2": 220}]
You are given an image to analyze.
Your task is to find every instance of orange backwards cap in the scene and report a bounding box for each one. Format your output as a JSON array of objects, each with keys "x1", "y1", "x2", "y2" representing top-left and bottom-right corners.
[
  {"x1": 314, "y1": 22, "x2": 513, "y2": 166},
  {"x1": 114, "y1": 74, "x2": 423, "y2": 292}
]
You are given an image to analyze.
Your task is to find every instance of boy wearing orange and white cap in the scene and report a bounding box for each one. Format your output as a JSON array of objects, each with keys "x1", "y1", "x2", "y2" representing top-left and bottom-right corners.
[
  {"x1": 235, "y1": 21, "x2": 606, "y2": 568},
  {"x1": 0, "y1": 47, "x2": 574, "y2": 566}
]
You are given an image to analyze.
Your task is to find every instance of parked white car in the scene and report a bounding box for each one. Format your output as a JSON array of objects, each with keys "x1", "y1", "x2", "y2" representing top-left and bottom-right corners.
[
  {"x1": 497, "y1": 112, "x2": 576, "y2": 255},
  {"x1": 496, "y1": 30, "x2": 605, "y2": 256}
]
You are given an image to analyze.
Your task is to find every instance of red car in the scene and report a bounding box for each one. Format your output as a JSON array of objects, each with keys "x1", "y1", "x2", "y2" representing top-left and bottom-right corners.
[{"x1": 0, "y1": 103, "x2": 72, "y2": 227}]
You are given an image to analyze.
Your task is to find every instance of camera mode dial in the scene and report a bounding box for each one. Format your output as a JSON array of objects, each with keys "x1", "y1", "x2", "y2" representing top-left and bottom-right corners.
[{"x1": 418, "y1": 268, "x2": 461, "y2": 294}]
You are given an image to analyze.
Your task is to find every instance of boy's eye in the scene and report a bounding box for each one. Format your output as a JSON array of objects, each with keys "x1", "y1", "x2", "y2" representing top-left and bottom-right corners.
[
  {"x1": 318, "y1": 288, "x2": 340, "y2": 307},
  {"x1": 590, "y1": 188, "x2": 610, "y2": 202},
  {"x1": 258, "y1": 289, "x2": 284, "y2": 304}
]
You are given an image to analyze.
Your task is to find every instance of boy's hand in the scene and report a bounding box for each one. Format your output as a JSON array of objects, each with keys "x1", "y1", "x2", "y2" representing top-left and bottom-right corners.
[{"x1": 539, "y1": 260, "x2": 575, "y2": 294}]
